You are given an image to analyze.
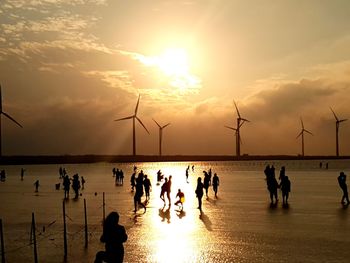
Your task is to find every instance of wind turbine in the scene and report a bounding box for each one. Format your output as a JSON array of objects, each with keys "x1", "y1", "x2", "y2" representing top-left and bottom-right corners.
[
  {"x1": 0, "y1": 84, "x2": 23, "y2": 157},
  {"x1": 296, "y1": 117, "x2": 313, "y2": 156},
  {"x1": 114, "y1": 95, "x2": 149, "y2": 156},
  {"x1": 152, "y1": 119, "x2": 170, "y2": 156},
  {"x1": 330, "y1": 107, "x2": 347, "y2": 157},
  {"x1": 225, "y1": 100, "x2": 250, "y2": 156}
]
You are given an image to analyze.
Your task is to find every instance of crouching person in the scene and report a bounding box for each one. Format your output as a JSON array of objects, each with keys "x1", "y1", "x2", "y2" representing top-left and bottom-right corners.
[{"x1": 95, "y1": 211, "x2": 128, "y2": 263}]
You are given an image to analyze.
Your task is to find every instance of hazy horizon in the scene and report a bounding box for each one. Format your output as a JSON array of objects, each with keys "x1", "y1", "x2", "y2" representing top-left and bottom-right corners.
[{"x1": 1, "y1": 1, "x2": 350, "y2": 156}]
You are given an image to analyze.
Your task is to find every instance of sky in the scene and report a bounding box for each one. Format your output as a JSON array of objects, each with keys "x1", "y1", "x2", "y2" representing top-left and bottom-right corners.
[{"x1": 1, "y1": 0, "x2": 350, "y2": 156}]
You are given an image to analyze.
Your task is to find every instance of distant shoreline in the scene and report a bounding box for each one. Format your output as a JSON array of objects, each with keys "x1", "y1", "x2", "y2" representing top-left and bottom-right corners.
[{"x1": 0, "y1": 155, "x2": 349, "y2": 165}]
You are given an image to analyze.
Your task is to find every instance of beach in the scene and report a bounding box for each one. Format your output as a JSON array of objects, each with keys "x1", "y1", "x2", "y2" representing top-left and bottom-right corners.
[{"x1": 1, "y1": 159, "x2": 350, "y2": 262}]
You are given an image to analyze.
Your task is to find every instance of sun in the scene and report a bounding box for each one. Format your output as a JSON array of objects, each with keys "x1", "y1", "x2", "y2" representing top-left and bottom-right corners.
[
  {"x1": 134, "y1": 46, "x2": 201, "y2": 92},
  {"x1": 157, "y1": 48, "x2": 189, "y2": 76}
]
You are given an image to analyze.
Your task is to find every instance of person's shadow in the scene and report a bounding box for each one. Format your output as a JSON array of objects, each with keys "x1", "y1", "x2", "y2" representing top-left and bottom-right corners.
[
  {"x1": 159, "y1": 207, "x2": 171, "y2": 223},
  {"x1": 199, "y1": 212, "x2": 212, "y2": 231},
  {"x1": 176, "y1": 209, "x2": 186, "y2": 219}
]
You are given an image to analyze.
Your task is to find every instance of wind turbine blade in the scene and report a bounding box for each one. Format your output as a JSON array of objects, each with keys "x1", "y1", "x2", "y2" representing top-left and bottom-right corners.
[
  {"x1": 233, "y1": 100, "x2": 241, "y2": 118},
  {"x1": 114, "y1": 115, "x2": 134, "y2": 121},
  {"x1": 152, "y1": 118, "x2": 161, "y2": 128},
  {"x1": 330, "y1": 107, "x2": 339, "y2": 121},
  {"x1": 224, "y1": 125, "x2": 236, "y2": 131},
  {"x1": 300, "y1": 117, "x2": 304, "y2": 129},
  {"x1": 2, "y1": 111, "x2": 23, "y2": 128},
  {"x1": 241, "y1": 118, "x2": 250, "y2": 122},
  {"x1": 304, "y1": 129, "x2": 313, "y2": 136},
  {"x1": 339, "y1": 119, "x2": 348, "y2": 123},
  {"x1": 135, "y1": 94, "x2": 140, "y2": 115},
  {"x1": 162, "y1": 123, "x2": 171, "y2": 129},
  {"x1": 136, "y1": 116, "x2": 150, "y2": 134},
  {"x1": 296, "y1": 131, "x2": 302, "y2": 139}
]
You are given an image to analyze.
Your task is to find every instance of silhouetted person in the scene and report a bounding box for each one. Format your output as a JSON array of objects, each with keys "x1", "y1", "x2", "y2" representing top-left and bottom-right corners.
[
  {"x1": 338, "y1": 172, "x2": 350, "y2": 205},
  {"x1": 265, "y1": 165, "x2": 278, "y2": 204},
  {"x1": 166, "y1": 175, "x2": 172, "y2": 205},
  {"x1": 81, "y1": 176, "x2": 86, "y2": 189},
  {"x1": 326, "y1": 162, "x2": 329, "y2": 169},
  {"x1": 160, "y1": 177, "x2": 168, "y2": 205},
  {"x1": 112, "y1": 167, "x2": 116, "y2": 177},
  {"x1": 72, "y1": 174, "x2": 81, "y2": 199},
  {"x1": 120, "y1": 169, "x2": 124, "y2": 185},
  {"x1": 192, "y1": 165, "x2": 195, "y2": 172},
  {"x1": 279, "y1": 166, "x2": 286, "y2": 182},
  {"x1": 143, "y1": 175, "x2": 152, "y2": 201},
  {"x1": 195, "y1": 177, "x2": 204, "y2": 212},
  {"x1": 280, "y1": 176, "x2": 291, "y2": 205},
  {"x1": 174, "y1": 188, "x2": 185, "y2": 211},
  {"x1": 157, "y1": 170, "x2": 163, "y2": 182},
  {"x1": 319, "y1": 162, "x2": 323, "y2": 169},
  {"x1": 34, "y1": 180, "x2": 40, "y2": 192},
  {"x1": 130, "y1": 171, "x2": 136, "y2": 191},
  {"x1": 0, "y1": 170, "x2": 6, "y2": 181},
  {"x1": 63, "y1": 175, "x2": 70, "y2": 199},
  {"x1": 95, "y1": 211, "x2": 128, "y2": 263},
  {"x1": 21, "y1": 168, "x2": 25, "y2": 180},
  {"x1": 186, "y1": 166, "x2": 189, "y2": 183},
  {"x1": 203, "y1": 171, "x2": 211, "y2": 198},
  {"x1": 212, "y1": 173, "x2": 220, "y2": 198},
  {"x1": 134, "y1": 172, "x2": 146, "y2": 212}
]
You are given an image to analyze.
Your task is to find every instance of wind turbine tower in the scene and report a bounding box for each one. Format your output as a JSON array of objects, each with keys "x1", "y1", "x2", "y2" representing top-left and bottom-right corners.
[
  {"x1": 114, "y1": 95, "x2": 149, "y2": 156},
  {"x1": 330, "y1": 107, "x2": 347, "y2": 157},
  {"x1": 0, "y1": 84, "x2": 23, "y2": 157},
  {"x1": 153, "y1": 119, "x2": 170, "y2": 156},
  {"x1": 296, "y1": 117, "x2": 313, "y2": 156},
  {"x1": 225, "y1": 100, "x2": 250, "y2": 157}
]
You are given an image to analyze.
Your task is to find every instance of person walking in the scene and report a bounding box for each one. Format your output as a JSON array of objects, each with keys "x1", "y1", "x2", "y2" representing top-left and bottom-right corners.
[
  {"x1": 195, "y1": 177, "x2": 204, "y2": 212},
  {"x1": 338, "y1": 172, "x2": 350, "y2": 205}
]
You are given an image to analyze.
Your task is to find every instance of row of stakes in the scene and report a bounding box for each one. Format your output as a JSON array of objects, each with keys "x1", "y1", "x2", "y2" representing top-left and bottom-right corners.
[{"x1": 0, "y1": 192, "x2": 107, "y2": 263}]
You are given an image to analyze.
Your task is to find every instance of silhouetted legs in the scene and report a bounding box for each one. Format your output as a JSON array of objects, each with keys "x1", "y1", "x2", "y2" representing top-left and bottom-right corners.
[
  {"x1": 134, "y1": 194, "x2": 146, "y2": 213},
  {"x1": 341, "y1": 186, "x2": 350, "y2": 205}
]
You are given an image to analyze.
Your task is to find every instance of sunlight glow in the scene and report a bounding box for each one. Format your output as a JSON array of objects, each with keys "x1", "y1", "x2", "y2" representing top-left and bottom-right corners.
[{"x1": 134, "y1": 47, "x2": 201, "y2": 92}]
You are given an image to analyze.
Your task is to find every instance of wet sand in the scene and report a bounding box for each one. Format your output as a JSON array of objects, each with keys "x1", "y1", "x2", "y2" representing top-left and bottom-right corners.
[{"x1": 0, "y1": 160, "x2": 350, "y2": 262}]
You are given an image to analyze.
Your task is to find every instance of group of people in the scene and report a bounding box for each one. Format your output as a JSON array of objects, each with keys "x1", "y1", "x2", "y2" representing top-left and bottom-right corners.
[
  {"x1": 264, "y1": 165, "x2": 291, "y2": 205},
  {"x1": 132, "y1": 169, "x2": 152, "y2": 213},
  {"x1": 112, "y1": 168, "x2": 124, "y2": 185},
  {"x1": 59, "y1": 168, "x2": 85, "y2": 200}
]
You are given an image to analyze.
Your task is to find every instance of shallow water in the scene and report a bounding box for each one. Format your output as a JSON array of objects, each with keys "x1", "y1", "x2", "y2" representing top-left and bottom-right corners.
[{"x1": 0, "y1": 159, "x2": 350, "y2": 262}]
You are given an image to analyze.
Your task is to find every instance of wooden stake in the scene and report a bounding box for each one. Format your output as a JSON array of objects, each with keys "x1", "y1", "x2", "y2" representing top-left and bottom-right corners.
[
  {"x1": 62, "y1": 201, "x2": 67, "y2": 261},
  {"x1": 102, "y1": 192, "x2": 105, "y2": 223},
  {"x1": 31, "y1": 213, "x2": 38, "y2": 263},
  {"x1": 84, "y1": 199, "x2": 88, "y2": 248},
  {"x1": 0, "y1": 219, "x2": 5, "y2": 263}
]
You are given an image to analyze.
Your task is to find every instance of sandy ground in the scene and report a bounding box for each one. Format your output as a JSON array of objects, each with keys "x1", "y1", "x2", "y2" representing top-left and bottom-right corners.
[{"x1": 1, "y1": 160, "x2": 350, "y2": 262}]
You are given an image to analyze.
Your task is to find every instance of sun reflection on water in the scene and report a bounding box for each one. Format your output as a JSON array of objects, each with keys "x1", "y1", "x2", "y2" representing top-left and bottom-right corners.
[{"x1": 133, "y1": 162, "x2": 210, "y2": 262}]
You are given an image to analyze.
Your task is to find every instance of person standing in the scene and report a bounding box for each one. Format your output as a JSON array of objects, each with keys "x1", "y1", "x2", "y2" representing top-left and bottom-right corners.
[
  {"x1": 212, "y1": 173, "x2": 220, "y2": 198},
  {"x1": 34, "y1": 180, "x2": 40, "y2": 192},
  {"x1": 134, "y1": 172, "x2": 146, "y2": 212},
  {"x1": 160, "y1": 177, "x2": 168, "y2": 205},
  {"x1": 166, "y1": 175, "x2": 172, "y2": 205},
  {"x1": 280, "y1": 176, "x2": 291, "y2": 205},
  {"x1": 338, "y1": 172, "x2": 350, "y2": 205},
  {"x1": 195, "y1": 177, "x2": 204, "y2": 212},
  {"x1": 63, "y1": 175, "x2": 71, "y2": 199},
  {"x1": 94, "y1": 211, "x2": 128, "y2": 263},
  {"x1": 143, "y1": 175, "x2": 152, "y2": 201},
  {"x1": 21, "y1": 168, "x2": 25, "y2": 180},
  {"x1": 72, "y1": 174, "x2": 81, "y2": 199}
]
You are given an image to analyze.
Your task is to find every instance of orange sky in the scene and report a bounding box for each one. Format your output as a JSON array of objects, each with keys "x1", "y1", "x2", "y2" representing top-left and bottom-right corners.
[{"x1": 1, "y1": 1, "x2": 350, "y2": 156}]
